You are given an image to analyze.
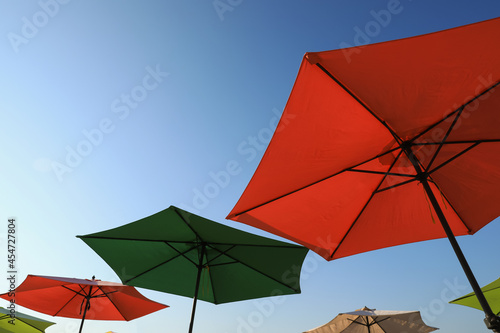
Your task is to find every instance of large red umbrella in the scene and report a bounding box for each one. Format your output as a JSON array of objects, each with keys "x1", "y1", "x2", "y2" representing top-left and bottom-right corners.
[
  {"x1": 0, "y1": 275, "x2": 168, "y2": 333},
  {"x1": 227, "y1": 17, "x2": 500, "y2": 330}
]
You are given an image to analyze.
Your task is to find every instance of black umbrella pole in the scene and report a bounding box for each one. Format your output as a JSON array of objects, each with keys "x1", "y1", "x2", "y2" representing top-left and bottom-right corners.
[
  {"x1": 189, "y1": 245, "x2": 206, "y2": 333},
  {"x1": 188, "y1": 265, "x2": 202, "y2": 333},
  {"x1": 79, "y1": 295, "x2": 91, "y2": 333},
  {"x1": 420, "y1": 178, "x2": 500, "y2": 331}
]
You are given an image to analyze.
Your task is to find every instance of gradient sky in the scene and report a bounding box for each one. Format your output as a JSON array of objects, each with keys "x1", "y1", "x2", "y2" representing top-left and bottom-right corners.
[{"x1": 1, "y1": 1, "x2": 500, "y2": 332}]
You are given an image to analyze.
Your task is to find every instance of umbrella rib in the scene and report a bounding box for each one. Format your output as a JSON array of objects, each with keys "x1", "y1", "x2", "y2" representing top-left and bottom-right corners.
[
  {"x1": 80, "y1": 235, "x2": 304, "y2": 249},
  {"x1": 80, "y1": 235, "x2": 204, "y2": 282},
  {"x1": 78, "y1": 235, "x2": 197, "y2": 244},
  {"x1": 123, "y1": 244, "x2": 199, "y2": 284},
  {"x1": 61, "y1": 285, "x2": 88, "y2": 298},
  {"x1": 376, "y1": 178, "x2": 418, "y2": 193},
  {"x1": 347, "y1": 319, "x2": 368, "y2": 327},
  {"x1": 216, "y1": 249, "x2": 302, "y2": 293},
  {"x1": 206, "y1": 242, "x2": 303, "y2": 249},
  {"x1": 161, "y1": 241, "x2": 199, "y2": 266},
  {"x1": 330, "y1": 149, "x2": 404, "y2": 259},
  {"x1": 347, "y1": 169, "x2": 415, "y2": 178},
  {"x1": 206, "y1": 247, "x2": 253, "y2": 274},
  {"x1": 204, "y1": 244, "x2": 237, "y2": 266},
  {"x1": 5, "y1": 316, "x2": 46, "y2": 332},
  {"x1": 350, "y1": 316, "x2": 390, "y2": 330},
  {"x1": 428, "y1": 142, "x2": 480, "y2": 175},
  {"x1": 204, "y1": 243, "x2": 304, "y2": 265},
  {"x1": 95, "y1": 285, "x2": 130, "y2": 321},
  {"x1": 53, "y1": 285, "x2": 87, "y2": 316},
  {"x1": 89, "y1": 287, "x2": 119, "y2": 299},
  {"x1": 413, "y1": 139, "x2": 500, "y2": 145},
  {"x1": 411, "y1": 79, "x2": 500, "y2": 144},
  {"x1": 372, "y1": 316, "x2": 390, "y2": 324},
  {"x1": 231, "y1": 146, "x2": 402, "y2": 217},
  {"x1": 315, "y1": 63, "x2": 402, "y2": 144},
  {"x1": 206, "y1": 242, "x2": 307, "y2": 268},
  {"x1": 425, "y1": 106, "x2": 465, "y2": 171},
  {"x1": 411, "y1": 107, "x2": 462, "y2": 144},
  {"x1": 205, "y1": 261, "x2": 238, "y2": 267},
  {"x1": 424, "y1": 175, "x2": 472, "y2": 235},
  {"x1": 172, "y1": 206, "x2": 204, "y2": 242},
  {"x1": 373, "y1": 317, "x2": 391, "y2": 333},
  {"x1": 371, "y1": 316, "x2": 390, "y2": 333},
  {"x1": 90, "y1": 286, "x2": 104, "y2": 297}
]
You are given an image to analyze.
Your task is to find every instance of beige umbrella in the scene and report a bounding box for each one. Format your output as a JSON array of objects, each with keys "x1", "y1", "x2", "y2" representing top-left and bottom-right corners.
[{"x1": 305, "y1": 307, "x2": 438, "y2": 333}]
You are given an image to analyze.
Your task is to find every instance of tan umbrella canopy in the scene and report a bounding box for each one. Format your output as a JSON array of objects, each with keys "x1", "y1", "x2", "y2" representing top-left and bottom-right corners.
[{"x1": 304, "y1": 307, "x2": 438, "y2": 333}]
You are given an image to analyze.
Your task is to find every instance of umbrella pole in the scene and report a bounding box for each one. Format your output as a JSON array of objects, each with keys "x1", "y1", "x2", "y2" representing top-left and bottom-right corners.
[
  {"x1": 79, "y1": 293, "x2": 92, "y2": 333},
  {"x1": 188, "y1": 244, "x2": 206, "y2": 333},
  {"x1": 405, "y1": 147, "x2": 500, "y2": 331}
]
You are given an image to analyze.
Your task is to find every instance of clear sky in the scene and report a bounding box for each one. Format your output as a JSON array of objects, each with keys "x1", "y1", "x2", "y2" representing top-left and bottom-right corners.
[{"x1": 1, "y1": 1, "x2": 499, "y2": 332}]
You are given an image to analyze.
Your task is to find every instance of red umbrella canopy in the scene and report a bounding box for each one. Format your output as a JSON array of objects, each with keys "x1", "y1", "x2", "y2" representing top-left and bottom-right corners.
[
  {"x1": 0, "y1": 275, "x2": 168, "y2": 321},
  {"x1": 227, "y1": 17, "x2": 500, "y2": 261}
]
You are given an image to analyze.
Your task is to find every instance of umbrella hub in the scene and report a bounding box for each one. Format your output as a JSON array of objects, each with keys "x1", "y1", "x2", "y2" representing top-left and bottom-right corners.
[
  {"x1": 194, "y1": 239, "x2": 208, "y2": 249},
  {"x1": 400, "y1": 140, "x2": 418, "y2": 160},
  {"x1": 195, "y1": 241, "x2": 208, "y2": 268},
  {"x1": 400, "y1": 140, "x2": 429, "y2": 181},
  {"x1": 415, "y1": 171, "x2": 429, "y2": 182},
  {"x1": 400, "y1": 140, "x2": 412, "y2": 151}
]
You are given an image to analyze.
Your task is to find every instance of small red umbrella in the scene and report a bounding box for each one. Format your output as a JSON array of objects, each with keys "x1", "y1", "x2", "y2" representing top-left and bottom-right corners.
[
  {"x1": 227, "y1": 17, "x2": 500, "y2": 331},
  {"x1": 0, "y1": 275, "x2": 168, "y2": 333}
]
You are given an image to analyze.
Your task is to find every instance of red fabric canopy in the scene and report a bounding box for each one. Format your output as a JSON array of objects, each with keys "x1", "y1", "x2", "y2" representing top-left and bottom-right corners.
[
  {"x1": 227, "y1": 17, "x2": 500, "y2": 260},
  {"x1": 0, "y1": 275, "x2": 168, "y2": 321}
]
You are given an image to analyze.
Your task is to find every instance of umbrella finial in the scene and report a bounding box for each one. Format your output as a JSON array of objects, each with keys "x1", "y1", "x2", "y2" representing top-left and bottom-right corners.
[{"x1": 92, "y1": 275, "x2": 95, "y2": 280}]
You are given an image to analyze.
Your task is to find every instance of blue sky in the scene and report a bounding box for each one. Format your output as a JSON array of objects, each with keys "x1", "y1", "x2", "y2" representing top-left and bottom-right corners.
[{"x1": 1, "y1": 1, "x2": 500, "y2": 332}]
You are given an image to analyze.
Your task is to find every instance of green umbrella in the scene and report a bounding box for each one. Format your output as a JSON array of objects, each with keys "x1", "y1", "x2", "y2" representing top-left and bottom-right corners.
[
  {"x1": 0, "y1": 307, "x2": 55, "y2": 333},
  {"x1": 450, "y1": 277, "x2": 500, "y2": 315},
  {"x1": 77, "y1": 205, "x2": 309, "y2": 333}
]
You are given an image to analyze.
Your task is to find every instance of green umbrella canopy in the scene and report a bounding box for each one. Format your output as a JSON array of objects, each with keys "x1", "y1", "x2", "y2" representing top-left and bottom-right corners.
[
  {"x1": 450, "y1": 277, "x2": 500, "y2": 315},
  {"x1": 0, "y1": 307, "x2": 55, "y2": 333},
  {"x1": 77, "y1": 205, "x2": 309, "y2": 304}
]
